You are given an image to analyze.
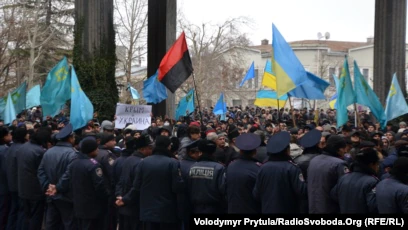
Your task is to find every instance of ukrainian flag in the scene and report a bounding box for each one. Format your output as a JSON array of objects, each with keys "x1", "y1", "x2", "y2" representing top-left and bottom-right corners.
[
  {"x1": 261, "y1": 60, "x2": 276, "y2": 90},
  {"x1": 254, "y1": 90, "x2": 287, "y2": 108},
  {"x1": 329, "y1": 93, "x2": 338, "y2": 109},
  {"x1": 272, "y1": 24, "x2": 307, "y2": 97}
]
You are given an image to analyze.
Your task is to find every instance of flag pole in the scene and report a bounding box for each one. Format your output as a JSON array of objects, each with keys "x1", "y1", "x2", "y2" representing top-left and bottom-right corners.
[
  {"x1": 192, "y1": 72, "x2": 204, "y2": 126},
  {"x1": 354, "y1": 103, "x2": 360, "y2": 128},
  {"x1": 288, "y1": 96, "x2": 296, "y2": 127}
]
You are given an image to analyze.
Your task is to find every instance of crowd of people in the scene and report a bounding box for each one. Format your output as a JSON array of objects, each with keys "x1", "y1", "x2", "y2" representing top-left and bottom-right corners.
[{"x1": 0, "y1": 104, "x2": 408, "y2": 230}]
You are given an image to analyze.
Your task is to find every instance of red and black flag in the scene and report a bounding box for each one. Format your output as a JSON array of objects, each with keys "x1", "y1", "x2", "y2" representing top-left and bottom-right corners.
[{"x1": 158, "y1": 32, "x2": 193, "y2": 93}]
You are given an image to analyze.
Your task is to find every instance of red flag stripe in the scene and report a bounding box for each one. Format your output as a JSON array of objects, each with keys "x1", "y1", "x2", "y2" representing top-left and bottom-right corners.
[{"x1": 158, "y1": 32, "x2": 189, "y2": 81}]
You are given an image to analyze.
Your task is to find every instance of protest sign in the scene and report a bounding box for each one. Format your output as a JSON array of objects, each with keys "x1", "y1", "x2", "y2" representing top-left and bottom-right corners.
[{"x1": 115, "y1": 103, "x2": 151, "y2": 129}]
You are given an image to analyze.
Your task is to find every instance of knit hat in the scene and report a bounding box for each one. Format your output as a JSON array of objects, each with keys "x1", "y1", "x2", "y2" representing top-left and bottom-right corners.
[
  {"x1": 198, "y1": 139, "x2": 217, "y2": 154},
  {"x1": 81, "y1": 138, "x2": 98, "y2": 154},
  {"x1": 390, "y1": 157, "x2": 408, "y2": 176},
  {"x1": 155, "y1": 135, "x2": 172, "y2": 148},
  {"x1": 100, "y1": 134, "x2": 115, "y2": 145},
  {"x1": 326, "y1": 135, "x2": 347, "y2": 150}
]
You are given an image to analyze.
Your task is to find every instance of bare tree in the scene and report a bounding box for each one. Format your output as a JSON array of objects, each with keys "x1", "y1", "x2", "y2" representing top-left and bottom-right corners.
[
  {"x1": 178, "y1": 16, "x2": 253, "y2": 105},
  {"x1": 114, "y1": 0, "x2": 148, "y2": 85}
]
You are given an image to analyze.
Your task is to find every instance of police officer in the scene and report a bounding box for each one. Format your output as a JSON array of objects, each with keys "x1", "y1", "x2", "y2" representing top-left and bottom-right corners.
[
  {"x1": 0, "y1": 127, "x2": 12, "y2": 228},
  {"x1": 307, "y1": 135, "x2": 349, "y2": 214},
  {"x1": 253, "y1": 132, "x2": 307, "y2": 213},
  {"x1": 188, "y1": 139, "x2": 226, "y2": 214},
  {"x1": 37, "y1": 123, "x2": 77, "y2": 229},
  {"x1": 122, "y1": 135, "x2": 183, "y2": 230},
  {"x1": 376, "y1": 157, "x2": 408, "y2": 213},
  {"x1": 116, "y1": 135, "x2": 153, "y2": 230},
  {"x1": 17, "y1": 127, "x2": 52, "y2": 229},
  {"x1": 226, "y1": 133, "x2": 261, "y2": 214},
  {"x1": 5, "y1": 127, "x2": 28, "y2": 230},
  {"x1": 95, "y1": 133, "x2": 117, "y2": 230},
  {"x1": 70, "y1": 138, "x2": 110, "y2": 229},
  {"x1": 113, "y1": 136, "x2": 136, "y2": 229},
  {"x1": 331, "y1": 148, "x2": 379, "y2": 213},
  {"x1": 294, "y1": 129, "x2": 322, "y2": 181},
  {"x1": 178, "y1": 140, "x2": 200, "y2": 230}
]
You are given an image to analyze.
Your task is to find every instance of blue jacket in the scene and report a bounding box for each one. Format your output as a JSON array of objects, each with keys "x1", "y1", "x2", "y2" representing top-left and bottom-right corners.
[
  {"x1": 376, "y1": 177, "x2": 408, "y2": 213},
  {"x1": 188, "y1": 156, "x2": 226, "y2": 214},
  {"x1": 227, "y1": 156, "x2": 261, "y2": 214},
  {"x1": 253, "y1": 155, "x2": 307, "y2": 214},
  {"x1": 330, "y1": 163, "x2": 379, "y2": 213},
  {"x1": 37, "y1": 142, "x2": 78, "y2": 202},
  {"x1": 0, "y1": 145, "x2": 9, "y2": 195},
  {"x1": 70, "y1": 153, "x2": 110, "y2": 219},
  {"x1": 307, "y1": 151, "x2": 349, "y2": 214},
  {"x1": 178, "y1": 156, "x2": 196, "y2": 220},
  {"x1": 112, "y1": 149, "x2": 133, "y2": 195},
  {"x1": 5, "y1": 142, "x2": 24, "y2": 192},
  {"x1": 95, "y1": 146, "x2": 117, "y2": 192},
  {"x1": 135, "y1": 148, "x2": 184, "y2": 223}
]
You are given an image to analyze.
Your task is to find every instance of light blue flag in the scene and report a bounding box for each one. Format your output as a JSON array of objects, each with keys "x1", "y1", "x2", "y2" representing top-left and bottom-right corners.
[
  {"x1": 4, "y1": 92, "x2": 16, "y2": 125},
  {"x1": 353, "y1": 61, "x2": 386, "y2": 128},
  {"x1": 385, "y1": 73, "x2": 408, "y2": 121},
  {"x1": 213, "y1": 93, "x2": 227, "y2": 115},
  {"x1": 0, "y1": 82, "x2": 27, "y2": 118},
  {"x1": 332, "y1": 74, "x2": 340, "y2": 90},
  {"x1": 239, "y1": 62, "x2": 255, "y2": 87},
  {"x1": 70, "y1": 67, "x2": 94, "y2": 131},
  {"x1": 175, "y1": 89, "x2": 195, "y2": 120},
  {"x1": 40, "y1": 57, "x2": 71, "y2": 117},
  {"x1": 26, "y1": 85, "x2": 41, "y2": 109},
  {"x1": 287, "y1": 71, "x2": 330, "y2": 99},
  {"x1": 143, "y1": 70, "x2": 168, "y2": 104},
  {"x1": 127, "y1": 83, "x2": 140, "y2": 100},
  {"x1": 336, "y1": 57, "x2": 356, "y2": 128},
  {"x1": 0, "y1": 98, "x2": 5, "y2": 120}
]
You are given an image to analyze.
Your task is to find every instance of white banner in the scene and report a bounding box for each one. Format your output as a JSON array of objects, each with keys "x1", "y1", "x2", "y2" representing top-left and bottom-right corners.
[{"x1": 115, "y1": 103, "x2": 151, "y2": 130}]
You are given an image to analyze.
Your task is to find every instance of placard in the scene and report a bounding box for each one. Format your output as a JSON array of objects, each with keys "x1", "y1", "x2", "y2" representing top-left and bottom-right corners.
[{"x1": 115, "y1": 103, "x2": 151, "y2": 130}]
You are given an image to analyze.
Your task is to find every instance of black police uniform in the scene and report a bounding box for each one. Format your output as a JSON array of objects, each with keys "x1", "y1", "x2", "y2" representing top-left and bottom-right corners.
[
  {"x1": 0, "y1": 144, "x2": 10, "y2": 228},
  {"x1": 188, "y1": 140, "x2": 226, "y2": 214},
  {"x1": 330, "y1": 163, "x2": 378, "y2": 213},
  {"x1": 134, "y1": 136, "x2": 183, "y2": 230},
  {"x1": 118, "y1": 150, "x2": 146, "y2": 230},
  {"x1": 95, "y1": 144, "x2": 117, "y2": 230},
  {"x1": 37, "y1": 124, "x2": 78, "y2": 229},
  {"x1": 226, "y1": 133, "x2": 262, "y2": 214},
  {"x1": 5, "y1": 142, "x2": 25, "y2": 230},
  {"x1": 70, "y1": 153, "x2": 110, "y2": 229},
  {"x1": 376, "y1": 177, "x2": 408, "y2": 213},
  {"x1": 253, "y1": 132, "x2": 307, "y2": 214},
  {"x1": 293, "y1": 129, "x2": 321, "y2": 181},
  {"x1": 17, "y1": 141, "x2": 47, "y2": 229}
]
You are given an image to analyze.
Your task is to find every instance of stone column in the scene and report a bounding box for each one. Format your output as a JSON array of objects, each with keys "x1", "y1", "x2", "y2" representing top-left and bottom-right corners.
[
  {"x1": 374, "y1": 0, "x2": 407, "y2": 104},
  {"x1": 147, "y1": 0, "x2": 177, "y2": 118}
]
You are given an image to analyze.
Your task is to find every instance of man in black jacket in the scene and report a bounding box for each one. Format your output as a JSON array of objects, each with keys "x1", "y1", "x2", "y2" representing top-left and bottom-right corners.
[
  {"x1": 0, "y1": 127, "x2": 12, "y2": 228},
  {"x1": 294, "y1": 129, "x2": 322, "y2": 181},
  {"x1": 37, "y1": 123, "x2": 77, "y2": 229},
  {"x1": 17, "y1": 127, "x2": 51, "y2": 230}
]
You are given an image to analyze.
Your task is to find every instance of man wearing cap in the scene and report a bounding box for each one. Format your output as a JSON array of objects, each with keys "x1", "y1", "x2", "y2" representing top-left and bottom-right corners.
[
  {"x1": 376, "y1": 157, "x2": 408, "y2": 213},
  {"x1": 331, "y1": 148, "x2": 379, "y2": 213},
  {"x1": 226, "y1": 133, "x2": 262, "y2": 214},
  {"x1": 37, "y1": 123, "x2": 77, "y2": 229},
  {"x1": 188, "y1": 139, "x2": 226, "y2": 214},
  {"x1": 115, "y1": 135, "x2": 153, "y2": 230},
  {"x1": 5, "y1": 127, "x2": 28, "y2": 229},
  {"x1": 294, "y1": 129, "x2": 322, "y2": 182},
  {"x1": 0, "y1": 127, "x2": 12, "y2": 228},
  {"x1": 307, "y1": 135, "x2": 349, "y2": 214},
  {"x1": 16, "y1": 128, "x2": 52, "y2": 230},
  {"x1": 69, "y1": 138, "x2": 110, "y2": 229},
  {"x1": 121, "y1": 136, "x2": 183, "y2": 229},
  {"x1": 253, "y1": 132, "x2": 307, "y2": 213}
]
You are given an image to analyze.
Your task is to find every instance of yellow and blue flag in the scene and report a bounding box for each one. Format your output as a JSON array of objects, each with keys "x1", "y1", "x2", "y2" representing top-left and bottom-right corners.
[
  {"x1": 143, "y1": 70, "x2": 168, "y2": 104},
  {"x1": 70, "y1": 67, "x2": 94, "y2": 131},
  {"x1": 336, "y1": 57, "x2": 356, "y2": 127},
  {"x1": 254, "y1": 90, "x2": 287, "y2": 108},
  {"x1": 272, "y1": 24, "x2": 307, "y2": 97},
  {"x1": 4, "y1": 92, "x2": 16, "y2": 125},
  {"x1": 329, "y1": 93, "x2": 338, "y2": 109},
  {"x1": 385, "y1": 73, "x2": 408, "y2": 121},
  {"x1": 175, "y1": 89, "x2": 195, "y2": 120},
  {"x1": 40, "y1": 57, "x2": 71, "y2": 117},
  {"x1": 26, "y1": 85, "x2": 41, "y2": 109},
  {"x1": 288, "y1": 72, "x2": 329, "y2": 100},
  {"x1": 239, "y1": 62, "x2": 255, "y2": 87},
  {"x1": 261, "y1": 60, "x2": 276, "y2": 90},
  {"x1": 353, "y1": 61, "x2": 386, "y2": 128}
]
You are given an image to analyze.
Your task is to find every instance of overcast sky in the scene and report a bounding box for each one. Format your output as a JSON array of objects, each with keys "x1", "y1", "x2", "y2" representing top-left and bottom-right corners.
[{"x1": 179, "y1": 0, "x2": 408, "y2": 45}]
